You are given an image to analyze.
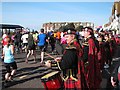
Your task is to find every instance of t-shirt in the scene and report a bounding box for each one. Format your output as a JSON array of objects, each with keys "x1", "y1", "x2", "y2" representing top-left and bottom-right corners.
[
  {"x1": 37, "y1": 33, "x2": 47, "y2": 46},
  {"x1": 28, "y1": 34, "x2": 35, "y2": 47},
  {"x1": 3, "y1": 45, "x2": 14, "y2": 63},
  {"x1": 14, "y1": 33, "x2": 22, "y2": 42},
  {"x1": 21, "y1": 34, "x2": 28, "y2": 43},
  {"x1": 54, "y1": 33, "x2": 57, "y2": 38},
  {"x1": 33, "y1": 33, "x2": 38, "y2": 41},
  {"x1": 56, "y1": 32, "x2": 61, "y2": 39}
]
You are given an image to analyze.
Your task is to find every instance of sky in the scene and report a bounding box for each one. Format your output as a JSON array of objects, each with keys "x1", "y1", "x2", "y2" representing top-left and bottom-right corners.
[{"x1": 1, "y1": 1, "x2": 114, "y2": 31}]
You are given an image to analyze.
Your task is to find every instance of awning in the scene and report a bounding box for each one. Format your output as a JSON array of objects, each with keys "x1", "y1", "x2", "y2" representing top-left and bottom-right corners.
[{"x1": 0, "y1": 24, "x2": 24, "y2": 29}]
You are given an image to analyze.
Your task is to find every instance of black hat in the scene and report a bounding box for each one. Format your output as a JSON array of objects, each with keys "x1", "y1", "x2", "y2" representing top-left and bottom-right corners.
[
  {"x1": 63, "y1": 28, "x2": 76, "y2": 35},
  {"x1": 40, "y1": 28, "x2": 44, "y2": 32},
  {"x1": 84, "y1": 27, "x2": 93, "y2": 33}
]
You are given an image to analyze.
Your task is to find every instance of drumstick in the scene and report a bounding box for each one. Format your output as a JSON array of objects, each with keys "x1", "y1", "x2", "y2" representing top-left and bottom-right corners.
[
  {"x1": 45, "y1": 52, "x2": 62, "y2": 70},
  {"x1": 45, "y1": 52, "x2": 63, "y2": 62}
]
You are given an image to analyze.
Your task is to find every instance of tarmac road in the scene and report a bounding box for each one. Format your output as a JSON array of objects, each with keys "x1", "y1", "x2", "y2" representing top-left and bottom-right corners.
[{"x1": 0, "y1": 45, "x2": 120, "y2": 90}]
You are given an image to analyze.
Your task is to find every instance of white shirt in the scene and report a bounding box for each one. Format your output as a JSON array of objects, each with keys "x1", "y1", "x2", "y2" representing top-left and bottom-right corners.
[
  {"x1": 2, "y1": 34, "x2": 7, "y2": 39},
  {"x1": 61, "y1": 32, "x2": 64, "y2": 38},
  {"x1": 21, "y1": 34, "x2": 28, "y2": 43}
]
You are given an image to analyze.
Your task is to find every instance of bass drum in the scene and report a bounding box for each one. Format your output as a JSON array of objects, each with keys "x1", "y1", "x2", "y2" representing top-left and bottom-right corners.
[{"x1": 41, "y1": 71, "x2": 63, "y2": 90}]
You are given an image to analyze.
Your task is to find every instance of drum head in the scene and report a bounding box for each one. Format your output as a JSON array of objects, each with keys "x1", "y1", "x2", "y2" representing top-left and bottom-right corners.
[{"x1": 41, "y1": 71, "x2": 59, "y2": 82}]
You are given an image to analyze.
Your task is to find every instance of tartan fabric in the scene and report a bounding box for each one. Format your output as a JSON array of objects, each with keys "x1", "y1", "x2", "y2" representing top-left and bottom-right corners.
[
  {"x1": 97, "y1": 42, "x2": 106, "y2": 70},
  {"x1": 85, "y1": 38, "x2": 102, "y2": 89},
  {"x1": 73, "y1": 40, "x2": 88, "y2": 90},
  {"x1": 64, "y1": 78, "x2": 78, "y2": 90},
  {"x1": 77, "y1": 60, "x2": 89, "y2": 89}
]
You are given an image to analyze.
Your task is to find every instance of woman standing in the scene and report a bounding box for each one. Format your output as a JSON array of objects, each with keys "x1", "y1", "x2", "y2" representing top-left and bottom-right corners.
[
  {"x1": 2, "y1": 36, "x2": 17, "y2": 84},
  {"x1": 97, "y1": 34, "x2": 106, "y2": 70}
]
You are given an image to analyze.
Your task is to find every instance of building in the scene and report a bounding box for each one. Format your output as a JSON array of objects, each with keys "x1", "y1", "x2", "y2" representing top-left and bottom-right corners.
[
  {"x1": 104, "y1": 1, "x2": 120, "y2": 34},
  {"x1": 110, "y1": 1, "x2": 120, "y2": 34},
  {"x1": 42, "y1": 22, "x2": 94, "y2": 32}
]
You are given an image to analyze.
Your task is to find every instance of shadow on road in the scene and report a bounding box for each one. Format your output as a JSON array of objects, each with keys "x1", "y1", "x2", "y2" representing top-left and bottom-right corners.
[{"x1": 2, "y1": 65, "x2": 53, "y2": 89}]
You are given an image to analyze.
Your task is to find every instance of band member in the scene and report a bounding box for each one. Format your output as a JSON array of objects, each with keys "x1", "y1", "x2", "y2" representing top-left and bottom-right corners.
[
  {"x1": 82, "y1": 27, "x2": 101, "y2": 89},
  {"x1": 104, "y1": 34, "x2": 112, "y2": 68},
  {"x1": 97, "y1": 34, "x2": 106, "y2": 70},
  {"x1": 45, "y1": 28, "x2": 86, "y2": 89},
  {"x1": 109, "y1": 33, "x2": 117, "y2": 59}
]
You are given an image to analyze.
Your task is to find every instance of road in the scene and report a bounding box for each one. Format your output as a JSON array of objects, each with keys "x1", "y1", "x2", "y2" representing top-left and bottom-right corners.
[{"x1": 0, "y1": 45, "x2": 120, "y2": 90}]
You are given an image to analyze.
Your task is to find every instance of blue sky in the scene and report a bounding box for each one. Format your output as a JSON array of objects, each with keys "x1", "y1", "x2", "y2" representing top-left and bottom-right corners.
[{"x1": 2, "y1": 2, "x2": 114, "y2": 30}]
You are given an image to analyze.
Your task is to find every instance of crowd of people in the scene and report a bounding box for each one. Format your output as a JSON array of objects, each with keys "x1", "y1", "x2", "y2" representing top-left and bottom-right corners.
[
  {"x1": 1, "y1": 26, "x2": 120, "y2": 89},
  {"x1": 45, "y1": 27, "x2": 118, "y2": 90}
]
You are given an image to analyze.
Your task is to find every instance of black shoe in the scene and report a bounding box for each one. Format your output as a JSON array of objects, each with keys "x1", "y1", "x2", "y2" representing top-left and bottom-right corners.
[{"x1": 4, "y1": 80, "x2": 9, "y2": 86}]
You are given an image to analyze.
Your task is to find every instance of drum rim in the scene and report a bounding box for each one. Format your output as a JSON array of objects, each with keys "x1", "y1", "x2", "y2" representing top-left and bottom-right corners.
[{"x1": 41, "y1": 71, "x2": 60, "y2": 82}]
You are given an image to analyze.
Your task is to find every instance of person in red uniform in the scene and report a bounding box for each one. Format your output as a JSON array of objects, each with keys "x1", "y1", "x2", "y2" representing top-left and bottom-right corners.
[
  {"x1": 45, "y1": 28, "x2": 86, "y2": 90},
  {"x1": 97, "y1": 34, "x2": 106, "y2": 70},
  {"x1": 82, "y1": 27, "x2": 102, "y2": 89},
  {"x1": 109, "y1": 33, "x2": 117, "y2": 60},
  {"x1": 104, "y1": 34, "x2": 112, "y2": 68}
]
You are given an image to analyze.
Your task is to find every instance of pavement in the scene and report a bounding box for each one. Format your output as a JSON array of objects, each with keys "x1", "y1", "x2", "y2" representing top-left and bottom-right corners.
[{"x1": 0, "y1": 45, "x2": 120, "y2": 90}]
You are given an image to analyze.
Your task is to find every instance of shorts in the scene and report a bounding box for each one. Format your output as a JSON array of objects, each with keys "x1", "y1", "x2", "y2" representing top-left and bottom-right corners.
[
  {"x1": 28, "y1": 45, "x2": 36, "y2": 50},
  {"x1": 23, "y1": 43, "x2": 28, "y2": 47},
  {"x1": 39, "y1": 45, "x2": 46, "y2": 52},
  {"x1": 4, "y1": 62, "x2": 17, "y2": 73},
  {"x1": 15, "y1": 42, "x2": 21, "y2": 48}
]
